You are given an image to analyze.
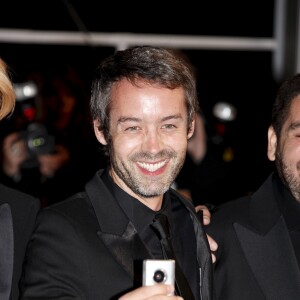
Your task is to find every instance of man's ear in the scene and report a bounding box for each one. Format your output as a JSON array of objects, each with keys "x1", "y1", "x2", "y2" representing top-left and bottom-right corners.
[
  {"x1": 267, "y1": 126, "x2": 277, "y2": 161},
  {"x1": 187, "y1": 118, "x2": 195, "y2": 139},
  {"x1": 93, "y1": 120, "x2": 107, "y2": 145}
]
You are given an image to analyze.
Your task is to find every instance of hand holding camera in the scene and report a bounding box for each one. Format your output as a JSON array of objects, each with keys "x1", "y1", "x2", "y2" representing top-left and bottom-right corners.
[{"x1": 2, "y1": 126, "x2": 69, "y2": 180}]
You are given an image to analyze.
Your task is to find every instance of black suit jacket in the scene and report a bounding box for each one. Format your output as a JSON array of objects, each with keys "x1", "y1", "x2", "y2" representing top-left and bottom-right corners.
[
  {"x1": 0, "y1": 183, "x2": 40, "y2": 300},
  {"x1": 20, "y1": 169, "x2": 213, "y2": 300},
  {"x1": 206, "y1": 172, "x2": 300, "y2": 300}
]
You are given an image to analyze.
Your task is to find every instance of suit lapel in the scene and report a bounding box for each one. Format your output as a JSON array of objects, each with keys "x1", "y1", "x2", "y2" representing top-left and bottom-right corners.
[
  {"x1": 234, "y1": 217, "x2": 300, "y2": 299},
  {"x1": 234, "y1": 174, "x2": 300, "y2": 299},
  {"x1": 0, "y1": 203, "x2": 14, "y2": 300},
  {"x1": 98, "y1": 221, "x2": 152, "y2": 279},
  {"x1": 85, "y1": 172, "x2": 152, "y2": 279}
]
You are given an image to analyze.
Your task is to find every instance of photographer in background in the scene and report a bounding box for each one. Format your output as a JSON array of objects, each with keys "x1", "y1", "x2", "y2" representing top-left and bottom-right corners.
[{"x1": 0, "y1": 76, "x2": 72, "y2": 206}]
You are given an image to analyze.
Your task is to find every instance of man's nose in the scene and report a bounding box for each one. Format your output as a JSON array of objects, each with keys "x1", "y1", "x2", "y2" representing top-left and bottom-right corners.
[{"x1": 142, "y1": 130, "x2": 163, "y2": 153}]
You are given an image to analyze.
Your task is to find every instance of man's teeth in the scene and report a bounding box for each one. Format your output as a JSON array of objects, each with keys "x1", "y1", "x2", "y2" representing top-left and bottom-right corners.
[{"x1": 137, "y1": 160, "x2": 167, "y2": 172}]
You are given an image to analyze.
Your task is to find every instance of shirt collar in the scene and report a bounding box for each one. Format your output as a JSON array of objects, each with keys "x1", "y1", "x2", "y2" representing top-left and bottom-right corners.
[{"x1": 100, "y1": 167, "x2": 171, "y2": 234}]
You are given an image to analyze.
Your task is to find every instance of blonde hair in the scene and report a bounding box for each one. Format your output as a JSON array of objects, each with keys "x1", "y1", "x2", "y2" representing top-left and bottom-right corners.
[{"x1": 0, "y1": 58, "x2": 15, "y2": 120}]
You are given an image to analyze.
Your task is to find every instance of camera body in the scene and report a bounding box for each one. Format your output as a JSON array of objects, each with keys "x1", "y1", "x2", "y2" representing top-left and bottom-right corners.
[
  {"x1": 21, "y1": 123, "x2": 55, "y2": 156},
  {"x1": 20, "y1": 123, "x2": 55, "y2": 168},
  {"x1": 142, "y1": 259, "x2": 175, "y2": 293},
  {"x1": 13, "y1": 82, "x2": 55, "y2": 167}
]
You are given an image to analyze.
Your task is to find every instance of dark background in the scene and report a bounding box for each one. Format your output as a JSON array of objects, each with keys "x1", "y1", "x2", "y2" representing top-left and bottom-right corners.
[{"x1": 0, "y1": 1, "x2": 282, "y2": 205}]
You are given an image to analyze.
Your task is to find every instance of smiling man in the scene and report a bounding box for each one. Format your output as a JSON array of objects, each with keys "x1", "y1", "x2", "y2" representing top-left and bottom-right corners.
[{"x1": 20, "y1": 46, "x2": 214, "y2": 300}]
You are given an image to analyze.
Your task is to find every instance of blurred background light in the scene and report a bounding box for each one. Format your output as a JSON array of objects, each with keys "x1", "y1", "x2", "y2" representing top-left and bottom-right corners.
[{"x1": 212, "y1": 102, "x2": 237, "y2": 122}]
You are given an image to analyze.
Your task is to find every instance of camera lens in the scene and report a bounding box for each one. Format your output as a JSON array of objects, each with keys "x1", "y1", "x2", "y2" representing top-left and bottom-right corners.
[{"x1": 153, "y1": 269, "x2": 166, "y2": 283}]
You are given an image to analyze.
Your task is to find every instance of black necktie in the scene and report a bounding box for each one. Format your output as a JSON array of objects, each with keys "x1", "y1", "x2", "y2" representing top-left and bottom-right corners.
[{"x1": 151, "y1": 213, "x2": 195, "y2": 300}]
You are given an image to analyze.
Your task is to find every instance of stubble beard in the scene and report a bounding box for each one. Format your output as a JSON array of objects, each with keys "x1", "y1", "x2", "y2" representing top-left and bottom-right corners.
[
  {"x1": 275, "y1": 148, "x2": 300, "y2": 202},
  {"x1": 110, "y1": 148, "x2": 186, "y2": 198}
]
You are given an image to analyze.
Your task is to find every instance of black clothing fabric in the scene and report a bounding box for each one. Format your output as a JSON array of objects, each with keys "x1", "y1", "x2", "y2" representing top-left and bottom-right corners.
[
  {"x1": 152, "y1": 213, "x2": 196, "y2": 299},
  {"x1": 101, "y1": 169, "x2": 200, "y2": 300},
  {"x1": 21, "y1": 168, "x2": 213, "y2": 300},
  {"x1": 206, "y1": 171, "x2": 300, "y2": 300},
  {"x1": 273, "y1": 173, "x2": 300, "y2": 268},
  {"x1": 0, "y1": 183, "x2": 40, "y2": 300}
]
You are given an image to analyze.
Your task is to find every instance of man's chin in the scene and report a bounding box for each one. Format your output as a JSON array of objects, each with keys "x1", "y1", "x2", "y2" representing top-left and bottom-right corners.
[{"x1": 135, "y1": 185, "x2": 170, "y2": 198}]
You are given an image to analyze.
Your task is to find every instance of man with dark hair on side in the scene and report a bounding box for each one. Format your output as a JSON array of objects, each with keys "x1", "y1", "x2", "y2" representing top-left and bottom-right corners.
[
  {"x1": 206, "y1": 74, "x2": 300, "y2": 299},
  {"x1": 20, "y1": 46, "x2": 217, "y2": 300}
]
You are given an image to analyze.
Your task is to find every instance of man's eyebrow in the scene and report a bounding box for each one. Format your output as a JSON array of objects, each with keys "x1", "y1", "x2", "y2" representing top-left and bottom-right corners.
[
  {"x1": 117, "y1": 114, "x2": 183, "y2": 124},
  {"x1": 161, "y1": 114, "x2": 183, "y2": 122},
  {"x1": 118, "y1": 116, "x2": 141, "y2": 123}
]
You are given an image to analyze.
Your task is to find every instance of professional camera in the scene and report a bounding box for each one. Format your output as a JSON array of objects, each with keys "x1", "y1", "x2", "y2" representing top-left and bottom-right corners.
[
  {"x1": 19, "y1": 122, "x2": 55, "y2": 169},
  {"x1": 13, "y1": 82, "x2": 55, "y2": 168},
  {"x1": 21, "y1": 122, "x2": 55, "y2": 156}
]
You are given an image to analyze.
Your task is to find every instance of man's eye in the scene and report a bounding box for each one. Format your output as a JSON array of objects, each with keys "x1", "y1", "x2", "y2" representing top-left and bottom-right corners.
[
  {"x1": 162, "y1": 124, "x2": 176, "y2": 129},
  {"x1": 125, "y1": 126, "x2": 139, "y2": 132}
]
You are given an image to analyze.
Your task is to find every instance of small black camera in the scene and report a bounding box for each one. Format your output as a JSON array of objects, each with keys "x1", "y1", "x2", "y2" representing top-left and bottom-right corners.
[
  {"x1": 13, "y1": 81, "x2": 55, "y2": 165},
  {"x1": 21, "y1": 123, "x2": 55, "y2": 156},
  {"x1": 20, "y1": 123, "x2": 55, "y2": 168}
]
